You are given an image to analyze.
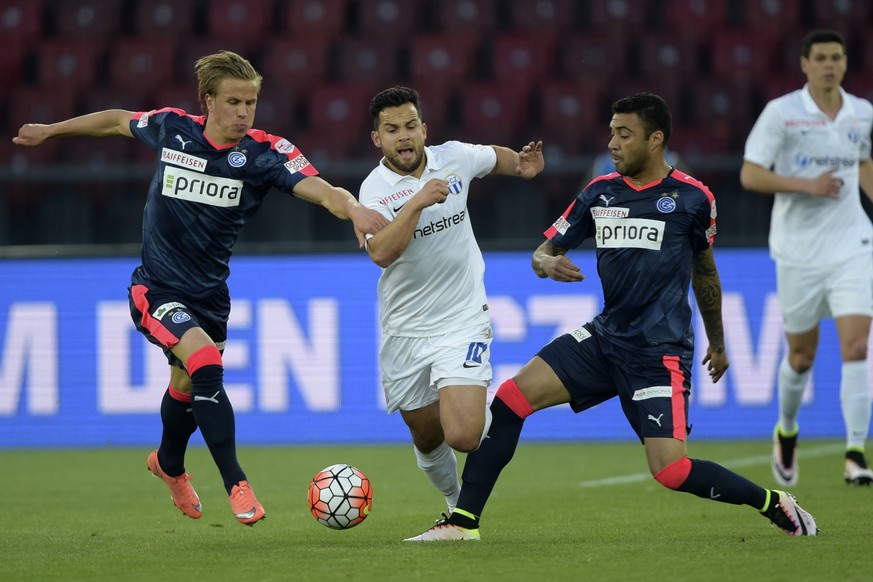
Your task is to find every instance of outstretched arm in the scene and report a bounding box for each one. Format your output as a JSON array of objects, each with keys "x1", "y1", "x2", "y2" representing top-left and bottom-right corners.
[
  {"x1": 292, "y1": 176, "x2": 389, "y2": 248},
  {"x1": 491, "y1": 141, "x2": 544, "y2": 179},
  {"x1": 13, "y1": 109, "x2": 135, "y2": 146},
  {"x1": 690, "y1": 246, "x2": 729, "y2": 383}
]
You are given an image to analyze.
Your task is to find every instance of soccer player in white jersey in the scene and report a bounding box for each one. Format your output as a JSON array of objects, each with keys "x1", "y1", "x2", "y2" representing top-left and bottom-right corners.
[
  {"x1": 359, "y1": 86, "x2": 543, "y2": 516},
  {"x1": 741, "y1": 29, "x2": 873, "y2": 487}
]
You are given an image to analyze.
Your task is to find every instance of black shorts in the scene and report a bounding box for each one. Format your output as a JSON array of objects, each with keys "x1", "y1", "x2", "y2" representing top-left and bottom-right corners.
[
  {"x1": 128, "y1": 283, "x2": 229, "y2": 368},
  {"x1": 537, "y1": 324, "x2": 692, "y2": 442}
]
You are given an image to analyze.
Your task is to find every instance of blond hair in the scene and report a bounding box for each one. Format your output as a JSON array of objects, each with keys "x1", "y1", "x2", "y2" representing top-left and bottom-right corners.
[{"x1": 194, "y1": 50, "x2": 263, "y2": 115}]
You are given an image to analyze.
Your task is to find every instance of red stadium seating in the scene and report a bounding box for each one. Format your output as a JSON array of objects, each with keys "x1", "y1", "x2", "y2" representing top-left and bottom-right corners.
[
  {"x1": 109, "y1": 38, "x2": 176, "y2": 92},
  {"x1": 416, "y1": 85, "x2": 453, "y2": 144},
  {"x1": 458, "y1": 83, "x2": 530, "y2": 145},
  {"x1": 410, "y1": 34, "x2": 479, "y2": 91},
  {"x1": 250, "y1": 84, "x2": 297, "y2": 138},
  {"x1": 206, "y1": 0, "x2": 273, "y2": 51},
  {"x1": 811, "y1": 0, "x2": 871, "y2": 34},
  {"x1": 36, "y1": 39, "x2": 105, "y2": 91},
  {"x1": 132, "y1": 0, "x2": 198, "y2": 37},
  {"x1": 434, "y1": 0, "x2": 498, "y2": 33},
  {"x1": 663, "y1": 0, "x2": 727, "y2": 37},
  {"x1": 687, "y1": 80, "x2": 753, "y2": 128},
  {"x1": 559, "y1": 34, "x2": 629, "y2": 79},
  {"x1": 710, "y1": 31, "x2": 778, "y2": 86},
  {"x1": 491, "y1": 34, "x2": 557, "y2": 90},
  {"x1": 279, "y1": 0, "x2": 345, "y2": 38},
  {"x1": 0, "y1": 0, "x2": 43, "y2": 43},
  {"x1": 259, "y1": 38, "x2": 330, "y2": 90},
  {"x1": 81, "y1": 87, "x2": 151, "y2": 117},
  {"x1": 508, "y1": 0, "x2": 577, "y2": 32},
  {"x1": 55, "y1": 0, "x2": 122, "y2": 38},
  {"x1": 740, "y1": 0, "x2": 801, "y2": 39},
  {"x1": 175, "y1": 39, "x2": 237, "y2": 84},
  {"x1": 539, "y1": 80, "x2": 606, "y2": 153},
  {"x1": 637, "y1": 35, "x2": 701, "y2": 82},
  {"x1": 9, "y1": 88, "x2": 78, "y2": 165},
  {"x1": 588, "y1": 0, "x2": 647, "y2": 32},
  {"x1": 305, "y1": 83, "x2": 375, "y2": 157},
  {"x1": 151, "y1": 84, "x2": 203, "y2": 116},
  {"x1": 336, "y1": 38, "x2": 400, "y2": 87},
  {"x1": 356, "y1": 0, "x2": 424, "y2": 36}
]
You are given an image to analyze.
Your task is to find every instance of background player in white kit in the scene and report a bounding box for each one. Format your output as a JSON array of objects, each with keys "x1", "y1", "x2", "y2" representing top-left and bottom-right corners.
[
  {"x1": 741, "y1": 29, "x2": 873, "y2": 486},
  {"x1": 359, "y1": 86, "x2": 543, "y2": 514}
]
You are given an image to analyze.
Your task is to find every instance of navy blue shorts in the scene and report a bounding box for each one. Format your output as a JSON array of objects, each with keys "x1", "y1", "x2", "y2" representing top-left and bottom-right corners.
[
  {"x1": 128, "y1": 282, "x2": 229, "y2": 369},
  {"x1": 537, "y1": 324, "x2": 692, "y2": 442}
]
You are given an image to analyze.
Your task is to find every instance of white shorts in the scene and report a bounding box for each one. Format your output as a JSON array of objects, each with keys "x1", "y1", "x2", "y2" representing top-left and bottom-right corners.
[
  {"x1": 776, "y1": 254, "x2": 873, "y2": 334},
  {"x1": 380, "y1": 322, "x2": 493, "y2": 413}
]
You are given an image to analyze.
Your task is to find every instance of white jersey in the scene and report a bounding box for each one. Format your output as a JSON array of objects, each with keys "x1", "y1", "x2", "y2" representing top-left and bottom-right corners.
[
  {"x1": 743, "y1": 84, "x2": 873, "y2": 266},
  {"x1": 359, "y1": 141, "x2": 497, "y2": 337}
]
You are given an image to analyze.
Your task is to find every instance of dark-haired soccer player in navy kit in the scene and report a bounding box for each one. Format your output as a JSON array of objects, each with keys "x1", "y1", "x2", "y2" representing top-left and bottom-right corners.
[
  {"x1": 407, "y1": 93, "x2": 818, "y2": 541},
  {"x1": 13, "y1": 50, "x2": 387, "y2": 526}
]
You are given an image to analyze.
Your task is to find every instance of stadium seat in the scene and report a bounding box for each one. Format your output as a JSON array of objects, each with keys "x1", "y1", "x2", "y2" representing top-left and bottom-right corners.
[
  {"x1": 760, "y1": 74, "x2": 803, "y2": 103},
  {"x1": 36, "y1": 39, "x2": 105, "y2": 91},
  {"x1": 663, "y1": 0, "x2": 727, "y2": 38},
  {"x1": 279, "y1": 0, "x2": 345, "y2": 37},
  {"x1": 81, "y1": 86, "x2": 151, "y2": 117},
  {"x1": 559, "y1": 34, "x2": 629, "y2": 80},
  {"x1": 0, "y1": 0, "x2": 43, "y2": 44},
  {"x1": 410, "y1": 34, "x2": 478, "y2": 91},
  {"x1": 588, "y1": 0, "x2": 647, "y2": 32},
  {"x1": 54, "y1": 0, "x2": 122, "y2": 38},
  {"x1": 175, "y1": 38, "x2": 237, "y2": 83},
  {"x1": 740, "y1": 0, "x2": 801, "y2": 39},
  {"x1": 356, "y1": 0, "x2": 423, "y2": 36},
  {"x1": 710, "y1": 31, "x2": 778, "y2": 86},
  {"x1": 669, "y1": 123, "x2": 731, "y2": 157},
  {"x1": 508, "y1": 0, "x2": 578, "y2": 32},
  {"x1": 416, "y1": 85, "x2": 453, "y2": 144},
  {"x1": 687, "y1": 80, "x2": 753, "y2": 129},
  {"x1": 305, "y1": 84, "x2": 375, "y2": 157},
  {"x1": 539, "y1": 80, "x2": 606, "y2": 153},
  {"x1": 207, "y1": 0, "x2": 274, "y2": 51},
  {"x1": 259, "y1": 38, "x2": 330, "y2": 90},
  {"x1": 638, "y1": 35, "x2": 701, "y2": 82},
  {"x1": 811, "y1": 0, "x2": 871, "y2": 34},
  {"x1": 0, "y1": 39, "x2": 26, "y2": 87},
  {"x1": 9, "y1": 88, "x2": 78, "y2": 165},
  {"x1": 251, "y1": 84, "x2": 297, "y2": 138},
  {"x1": 458, "y1": 83, "x2": 530, "y2": 145},
  {"x1": 151, "y1": 83, "x2": 203, "y2": 116},
  {"x1": 108, "y1": 38, "x2": 176, "y2": 92},
  {"x1": 606, "y1": 78, "x2": 685, "y2": 124},
  {"x1": 434, "y1": 0, "x2": 498, "y2": 34},
  {"x1": 336, "y1": 38, "x2": 400, "y2": 87},
  {"x1": 491, "y1": 34, "x2": 558, "y2": 91},
  {"x1": 132, "y1": 0, "x2": 198, "y2": 37}
]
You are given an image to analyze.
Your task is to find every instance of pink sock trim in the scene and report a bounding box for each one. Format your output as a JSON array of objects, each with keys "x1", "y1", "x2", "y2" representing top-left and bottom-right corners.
[
  {"x1": 495, "y1": 379, "x2": 534, "y2": 419},
  {"x1": 168, "y1": 386, "x2": 191, "y2": 403},
  {"x1": 186, "y1": 345, "x2": 222, "y2": 376},
  {"x1": 654, "y1": 456, "x2": 692, "y2": 490}
]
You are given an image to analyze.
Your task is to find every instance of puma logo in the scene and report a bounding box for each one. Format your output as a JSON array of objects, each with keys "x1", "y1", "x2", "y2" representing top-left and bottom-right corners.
[
  {"x1": 194, "y1": 391, "x2": 220, "y2": 404},
  {"x1": 710, "y1": 487, "x2": 721, "y2": 499},
  {"x1": 598, "y1": 194, "x2": 614, "y2": 206},
  {"x1": 175, "y1": 134, "x2": 192, "y2": 149},
  {"x1": 647, "y1": 413, "x2": 663, "y2": 427}
]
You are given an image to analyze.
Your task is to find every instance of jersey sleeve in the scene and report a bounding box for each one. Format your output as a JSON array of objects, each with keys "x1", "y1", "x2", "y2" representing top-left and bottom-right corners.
[
  {"x1": 455, "y1": 141, "x2": 498, "y2": 178},
  {"x1": 129, "y1": 107, "x2": 186, "y2": 151},
  {"x1": 544, "y1": 191, "x2": 594, "y2": 249},
  {"x1": 253, "y1": 133, "x2": 319, "y2": 193},
  {"x1": 743, "y1": 100, "x2": 785, "y2": 169}
]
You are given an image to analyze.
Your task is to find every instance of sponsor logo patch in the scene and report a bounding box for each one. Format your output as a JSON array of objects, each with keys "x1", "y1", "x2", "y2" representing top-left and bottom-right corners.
[
  {"x1": 591, "y1": 207, "x2": 629, "y2": 219},
  {"x1": 161, "y1": 166, "x2": 243, "y2": 207},
  {"x1": 552, "y1": 216, "x2": 571, "y2": 235},
  {"x1": 594, "y1": 217, "x2": 665, "y2": 250},
  {"x1": 275, "y1": 139, "x2": 295, "y2": 153},
  {"x1": 137, "y1": 112, "x2": 151, "y2": 128},
  {"x1": 570, "y1": 326, "x2": 591, "y2": 342},
  {"x1": 632, "y1": 386, "x2": 673, "y2": 400},
  {"x1": 284, "y1": 153, "x2": 312, "y2": 174},
  {"x1": 161, "y1": 148, "x2": 207, "y2": 172},
  {"x1": 153, "y1": 301, "x2": 186, "y2": 321}
]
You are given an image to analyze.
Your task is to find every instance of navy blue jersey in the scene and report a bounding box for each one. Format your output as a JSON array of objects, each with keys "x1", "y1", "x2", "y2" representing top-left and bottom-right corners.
[
  {"x1": 128, "y1": 108, "x2": 319, "y2": 298},
  {"x1": 545, "y1": 169, "x2": 716, "y2": 349}
]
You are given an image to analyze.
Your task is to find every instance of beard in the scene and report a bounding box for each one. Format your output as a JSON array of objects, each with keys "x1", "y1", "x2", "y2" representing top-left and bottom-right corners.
[{"x1": 386, "y1": 148, "x2": 424, "y2": 174}]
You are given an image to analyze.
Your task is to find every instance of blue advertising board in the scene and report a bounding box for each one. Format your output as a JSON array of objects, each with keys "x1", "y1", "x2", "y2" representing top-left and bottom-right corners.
[{"x1": 0, "y1": 250, "x2": 866, "y2": 448}]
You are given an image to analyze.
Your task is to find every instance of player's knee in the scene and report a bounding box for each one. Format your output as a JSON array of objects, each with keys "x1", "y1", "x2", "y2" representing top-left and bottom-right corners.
[
  {"x1": 787, "y1": 351, "x2": 814, "y2": 374},
  {"x1": 653, "y1": 456, "x2": 692, "y2": 490},
  {"x1": 444, "y1": 430, "x2": 480, "y2": 453}
]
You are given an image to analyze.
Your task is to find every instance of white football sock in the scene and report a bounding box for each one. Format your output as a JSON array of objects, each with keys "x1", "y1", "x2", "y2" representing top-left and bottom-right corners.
[
  {"x1": 778, "y1": 356, "x2": 808, "y2": 434},
  {"x1": 414, "y1": 441, "x2": 460, "y2": 512},
  {"x1": 840, "y1": 361, "x2": 871, "y2": 451}
]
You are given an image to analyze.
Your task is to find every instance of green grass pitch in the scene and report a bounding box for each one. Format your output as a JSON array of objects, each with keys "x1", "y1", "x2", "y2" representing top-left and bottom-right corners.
[{"x1": 3, "y1": 440, "x2": 871, "y2": 581}]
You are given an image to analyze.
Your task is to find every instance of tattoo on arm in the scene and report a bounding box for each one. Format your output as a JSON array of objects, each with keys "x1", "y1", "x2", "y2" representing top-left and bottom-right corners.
[
  {"x1": 691, "y1": 248, "x2": 725, "y2": 347},
  {"x1": 531, "y1": 241, "x2": 567, "y2": 277}
]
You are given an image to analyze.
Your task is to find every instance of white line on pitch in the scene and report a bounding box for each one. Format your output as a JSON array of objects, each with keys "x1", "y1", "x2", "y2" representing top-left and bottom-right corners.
[{"x1": 578, "y1": 442, "x2": 844, "y2": 488}]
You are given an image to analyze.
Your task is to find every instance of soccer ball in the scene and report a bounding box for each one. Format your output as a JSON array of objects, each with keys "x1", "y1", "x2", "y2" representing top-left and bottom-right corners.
[{"x1": 308, "y1": 463, "x2": 373, "y2": 530}]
